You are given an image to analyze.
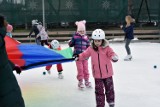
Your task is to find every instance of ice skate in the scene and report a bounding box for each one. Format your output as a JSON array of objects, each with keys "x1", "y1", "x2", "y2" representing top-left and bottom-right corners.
[
  {"x1": 46, "y1": 70, "x2": 51, "y2": 74},
  {"x1": 58, "y1": 73, "x2": 64, "y2": 79},
  {"x1": 124, "y1": 55, "x2": 132, "y2": 61},
  {"x1": 109, "y1": 104, "x2": 114, "y2": 107},
  {"x1": 85, "y1": 80, "x2": 92, "y2": 88},
  {"x1": 78, "y1": 81, "x2": 85, "y2": 90}
]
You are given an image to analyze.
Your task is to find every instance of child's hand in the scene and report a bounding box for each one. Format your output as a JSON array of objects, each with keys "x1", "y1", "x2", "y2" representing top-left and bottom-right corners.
[
  {"x1": 14, "y1": 64, "x2": 22, "y2": 74},
  {"x1": 73, "y1": 54, "x2": 79, "y2": 61},
  {"x1": 112, "y1": 55, "x2": 118, "y2": 62},
  {"x1": 120, "y1": 25, "x2": 123, "y2": 29}
]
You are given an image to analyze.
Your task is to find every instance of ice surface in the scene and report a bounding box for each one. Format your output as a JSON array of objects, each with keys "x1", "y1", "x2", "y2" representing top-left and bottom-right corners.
[{"x1": 15, "y1": 42, "x2": 160, "y2": 107}]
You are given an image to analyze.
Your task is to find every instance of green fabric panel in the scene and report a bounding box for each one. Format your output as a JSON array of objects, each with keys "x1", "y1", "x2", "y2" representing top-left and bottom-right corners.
[{"x1": 54, "y1": 47, "x2": 73, "y2": 59}]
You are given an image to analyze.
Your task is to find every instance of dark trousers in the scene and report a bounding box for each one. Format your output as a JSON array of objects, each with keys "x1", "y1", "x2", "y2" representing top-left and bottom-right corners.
[
  {"x1": 41, "y1": 40, "x2": 49, "y2": 46},
  {"x1": 125, "y1": 39, "x2": 132, "y2": 55},
  {"x1": 95, "y1": 77, "x2": 115, "y2": 107},
  {"x1": 35, "y1": 37, "x2": 41, "y2": 45}
]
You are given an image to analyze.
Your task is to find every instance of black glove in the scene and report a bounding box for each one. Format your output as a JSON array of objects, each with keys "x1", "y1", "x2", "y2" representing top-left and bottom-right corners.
[
  {"x1": 14, "y1": 65, "x2": 22, "y2": 74},
  {"x1": 73, "y1": 54, "x2": 79, "y2": 61}
]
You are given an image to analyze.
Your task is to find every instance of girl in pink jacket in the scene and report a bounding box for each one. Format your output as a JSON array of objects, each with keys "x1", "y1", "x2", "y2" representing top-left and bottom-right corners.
[{"x1": 78, "y1": 29, "x2": 118, "y2": 107}]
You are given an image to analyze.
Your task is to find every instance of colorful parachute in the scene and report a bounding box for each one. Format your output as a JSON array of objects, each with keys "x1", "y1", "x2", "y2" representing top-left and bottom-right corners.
[{"x1": 5, "y1": 36, "x2": 74, "y2": 70}]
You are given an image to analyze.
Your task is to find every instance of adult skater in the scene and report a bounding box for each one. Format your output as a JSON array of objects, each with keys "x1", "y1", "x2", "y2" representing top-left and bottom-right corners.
[{"x1": 0, "y1": 14, "x2": 25, "y2": 107}]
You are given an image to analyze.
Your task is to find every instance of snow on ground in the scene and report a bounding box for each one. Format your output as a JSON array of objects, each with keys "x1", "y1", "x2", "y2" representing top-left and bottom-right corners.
[{"x1": 14, "y1": 42, "x2": 160, "y2": 107}]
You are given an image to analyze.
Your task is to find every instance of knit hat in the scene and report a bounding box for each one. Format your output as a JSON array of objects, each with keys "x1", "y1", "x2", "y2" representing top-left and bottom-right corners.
[
  {"x1": 75, "y1": 20, "x2": 86, "y2": 32},
  {"x1": 7, "y1": 24, "x2": 13, "y2": 32}
]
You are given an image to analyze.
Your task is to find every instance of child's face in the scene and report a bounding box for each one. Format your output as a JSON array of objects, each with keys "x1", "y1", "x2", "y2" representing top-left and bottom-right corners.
[
  {"x1": 94, "y1": 39, "x2": 102, "y2": 47},
  {"x1": 78, "y1": 30, "x2": 85, "y2": 35}
]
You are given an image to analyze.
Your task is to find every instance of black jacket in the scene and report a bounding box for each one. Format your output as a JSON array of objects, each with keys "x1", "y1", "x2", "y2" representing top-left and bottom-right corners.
[
  {"x1": 28, "y1": 24, "x2": 39, "y2": 38},
  {"x1": 0, "y1": 27, "x2": 25, "y2": 107}
]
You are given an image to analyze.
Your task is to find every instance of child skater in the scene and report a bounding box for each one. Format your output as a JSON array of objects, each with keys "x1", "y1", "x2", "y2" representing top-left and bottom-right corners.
[
  {"x1": 36, "y1": 24, "x2": 49, "y2": 46},
  {"x1": 120, "y1": 15, "x2": 135, "y2": 61},
  {"x1": 68, "y1": 20, "x2": 91, "y2": 89},
  {"x1": 75, "y1": 29, "x2": 118, "y2": 107},
  {"x1": 45, "y1": 40, "x2": 64, "y2": 79}
]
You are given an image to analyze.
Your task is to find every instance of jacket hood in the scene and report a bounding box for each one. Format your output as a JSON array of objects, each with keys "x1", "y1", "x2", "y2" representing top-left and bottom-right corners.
[{"x1": 91, "y1": 39, "x2": 109, "y2": 48}]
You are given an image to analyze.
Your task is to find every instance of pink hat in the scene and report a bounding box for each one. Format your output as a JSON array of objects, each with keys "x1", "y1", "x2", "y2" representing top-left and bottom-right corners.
[
  {"x1": 7, "y1": 24, "x2": 13, "y2": 32},
  {"x1": 75, "y1": 20, "x2": 86, "y2": 32}
]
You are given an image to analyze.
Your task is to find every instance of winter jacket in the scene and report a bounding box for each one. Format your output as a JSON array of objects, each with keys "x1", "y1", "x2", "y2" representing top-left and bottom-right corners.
[
  {"x1": 37, "y1": 27, "x2": 48, "y2": 40},
  {"x1": 0, "y1": 27, "x2": 25, "y2": 107},
  {"x1": 28, "y1": 24, "x2": 39, "y2": 38},
  {"x1": 69, "y1": 32, "x2": 90, "y2": 55},
  {"x1": 122, "y1": 23, "x2": 134, "y2": 39},
  {"x1": 79, "y1": 39, "x2": 117, "y2": 79}
]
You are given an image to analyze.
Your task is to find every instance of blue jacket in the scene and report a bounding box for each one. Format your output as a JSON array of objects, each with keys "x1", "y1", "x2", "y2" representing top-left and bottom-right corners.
[
  {"x1": 69, "y1": 32, "x2": 90, "y2": 55},
  {"x1": 122, "y1": 24, "x2": 134, "y2": 39}
]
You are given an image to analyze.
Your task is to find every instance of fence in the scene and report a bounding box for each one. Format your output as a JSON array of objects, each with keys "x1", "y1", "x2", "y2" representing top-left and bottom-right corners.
[
  {"x1": 132, "y1": 0, "x2": 160, "y2": 23},
  {"x1": 0, "y1": 0, "x2": 127, "y2": 25}
]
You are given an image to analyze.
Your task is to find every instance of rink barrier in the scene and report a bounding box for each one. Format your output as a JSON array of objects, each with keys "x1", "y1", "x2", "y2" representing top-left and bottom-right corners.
[{"x1": 12, "y1": 30, "x2": 160, "y2": 43}]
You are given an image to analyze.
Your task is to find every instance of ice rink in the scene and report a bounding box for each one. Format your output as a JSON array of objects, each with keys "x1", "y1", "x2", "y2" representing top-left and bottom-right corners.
[{"x1": 15, "y1": 42, "x2": 160, "y2": 107}]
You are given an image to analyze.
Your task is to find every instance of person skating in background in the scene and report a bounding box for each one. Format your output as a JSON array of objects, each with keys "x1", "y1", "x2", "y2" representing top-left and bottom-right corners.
[
  {"x1": 75, "y1": 29, "x2": 118, "y2": 107},
  {"x1": 120, "y1": 15, "x2": 135, "y2": 61},
  {"x1": 45, "y1": 40, "x2": 64, "y2": 79},
  {"x1": 36, "y1": 24, "x2": 49, "y2": 46},
  {"x1": 0, "y1": 14, "x2": 25, "y2": 107},
  {"x1": 6, "y1": 24, "x2": 13, "y2": 38},
  {"x1": 68, "y1": 20, "x2": 91, "y2": 89},
  {"x1": 28, "y1": 19, "x2": 41, "y2": 45}
]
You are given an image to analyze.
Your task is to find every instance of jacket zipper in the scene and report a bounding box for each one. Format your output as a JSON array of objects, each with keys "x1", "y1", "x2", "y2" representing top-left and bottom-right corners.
[
  {"x1": 81, "y1": 36, "x2": 82, "y2": 53},
  {"x1": 106, "y1": 65, "x2": 108, "y2": 73},
  {"x1": 98, "y1": 52, "x2": 102, "y2": 78},
  {"x1": 93, "y1": 65, "x2": 95, "y2": 75}
]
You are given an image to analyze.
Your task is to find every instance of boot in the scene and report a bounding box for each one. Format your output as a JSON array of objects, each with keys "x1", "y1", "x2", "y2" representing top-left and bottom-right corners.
[
  {"x1": 78, "y1": 80, "x2": 84, "y2": 89},
  {"x1": 85, "y1": 80, "x2": 92, "y2": 88},
  {"x1": 124, "y1": 55, "x2": 132, "y2": 61}
]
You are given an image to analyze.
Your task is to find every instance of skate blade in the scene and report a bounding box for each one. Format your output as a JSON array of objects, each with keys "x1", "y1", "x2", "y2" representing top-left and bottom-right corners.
[
  {"x1": 86, "y1": 86, "x2": 92, "y2": 88},
  {"x1": 78, "y1": 87, "x2": 84, "y2": 90},
  {"x1": 124, "y1": 58, "x2": 132, "y2": 61}
]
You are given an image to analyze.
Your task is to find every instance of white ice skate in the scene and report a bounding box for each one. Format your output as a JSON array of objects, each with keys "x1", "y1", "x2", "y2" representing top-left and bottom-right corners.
[
  {"x1": 85, "y1": 81, "x2": 92, "y2": 88},
  {"x1": 78, "y1": 81, "x2": 85, "y2": 90},
  {"x1": 124, "y1": 55, "x2": 132, "y2": 61},
  {"x1": 58, "y1": 74, "x2": 64, "y2": 79},
  {"x1": 46, "y1": 70, "x2": 51, "y2": 74}
]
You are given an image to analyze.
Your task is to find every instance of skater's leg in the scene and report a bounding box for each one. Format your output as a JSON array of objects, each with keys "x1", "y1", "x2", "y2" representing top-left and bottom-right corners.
[
  {"x1": 83, "y1": 60, "x2": 92, "y2": 87},
  {"x1": 46, "y1": 65, "x2": 52, "y2": 71},
  {"x1": 57, "y1": 64, "x2": 63, "y2": 79},
  {"x1": 46, "y1": 65, "x2": 52, "y2": 74},
  {"x1": 125, "y1": 39, "x2": 131, "y2": 55},
  {"x1": 41, "y1": 40, "x2": 44, "y2": 46},
  {"x1": 76, "y1": 61, "x2": 84, "y2": 88},
  {"x1": 83, "y1": 60, "x2": 89, "y2": 80},
  {"x1": 44, "y1": 40, "x2": 49, "y2": 46},
  {"x1": 95, "y1": 79, "x2": 105, "y2": 107},
  {"x1": 76, "y1": 60, "x2": 84, "y2": 81},
  {"x1": 104, "y1": 77, "x2": 115, "y2": 107},
  {"x1": 35, "y1": 37, "x2": 41, "y2": 45}
]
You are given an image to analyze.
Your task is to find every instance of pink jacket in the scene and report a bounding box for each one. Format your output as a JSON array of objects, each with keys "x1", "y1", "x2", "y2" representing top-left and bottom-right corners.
[{"x1": 79, "y1": 39, "x2": 117, "y2": 79}]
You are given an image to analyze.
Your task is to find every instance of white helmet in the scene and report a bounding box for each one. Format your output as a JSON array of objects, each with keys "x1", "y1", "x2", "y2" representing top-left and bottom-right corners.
[
  {"x1": 32, "y1": 19, "x2": 38, "y2": 25},
  {"x1": 51, "y1": 40, "x2": 60, "y2": 49},
  {"x1": 91, "y1": 29, "x2": 105, "y2": 40}
]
